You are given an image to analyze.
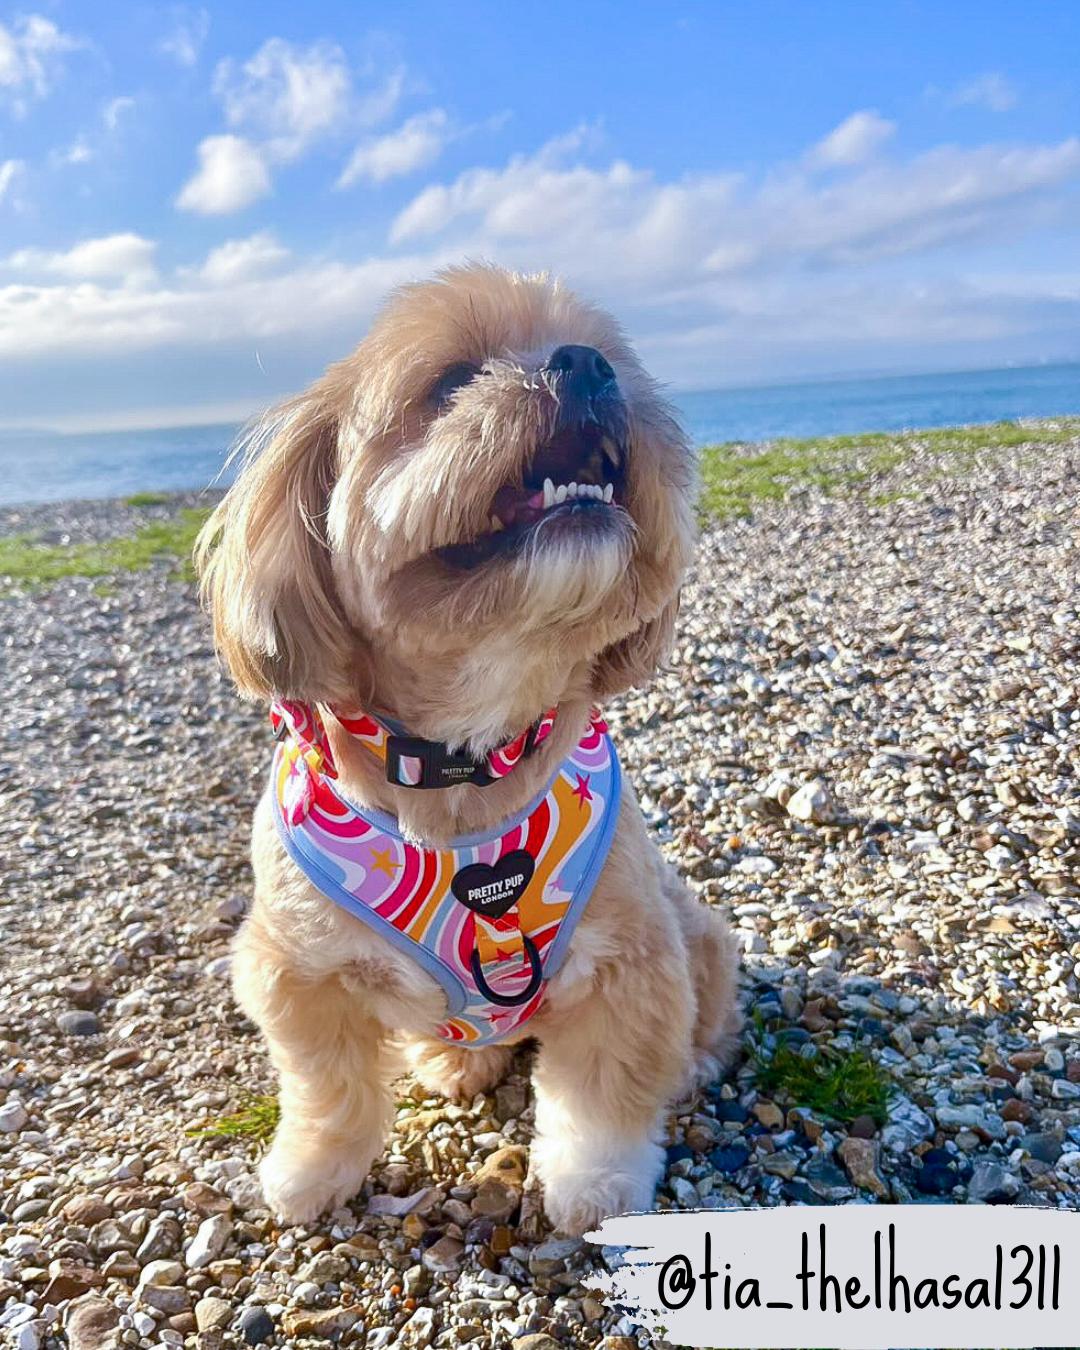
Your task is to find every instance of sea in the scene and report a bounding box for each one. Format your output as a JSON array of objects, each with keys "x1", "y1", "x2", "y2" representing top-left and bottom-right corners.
[{"x1": 1, "y1": 361, "x2": 1077, "y2": 508}]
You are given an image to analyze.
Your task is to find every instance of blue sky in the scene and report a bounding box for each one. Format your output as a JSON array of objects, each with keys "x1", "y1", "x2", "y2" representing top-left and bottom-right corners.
[{"x1": 1, "y1": 1, "x2": 1078, "y2": 430}]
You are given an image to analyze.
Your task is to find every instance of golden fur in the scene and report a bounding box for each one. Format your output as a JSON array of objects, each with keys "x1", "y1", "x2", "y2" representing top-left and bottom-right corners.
[{"x1": 197, "y1": 264, "x2": 740, "y2": 1235}]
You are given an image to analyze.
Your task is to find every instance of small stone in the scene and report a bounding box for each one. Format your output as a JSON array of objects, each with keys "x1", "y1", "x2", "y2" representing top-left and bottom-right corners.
[
  {"x1": 399, "y1": 1306, "x2": 437, "y2": 1347},
  {"x1": 513, "y1": 1338, "x2": 562, "y2": 1350},
  {"x1": 56, "y1": 1010, "x2": 101, "y2": 1037},
  {"x1": 61, "y1": 1194, "x2": 110, "y2": 1225},
  {"x1": 848, "y1": 1114, "x2": 878, "y2": 1139},
  {"x1": 100, "y1": 1252, "x2": 139, "y2": 1280},
  {"x1": 421, "y1": 1235, "x2": 465, "y2": 1275},
  {"x1": 297, "y1": 1250, "x2": 349, "y2": 1283},
  {"x1": 838, "y1": 1137, "x2": 888, "y2": 1197},
  {"x1": 1023, "y1": 1132, "x2": 1063, "y2": 1164},
  {"x1": 1043, "y1": 1047, "x2": 1066, "y2": 1072},
  {"x1": 195, "y1": 1297, "x2": 233, "y2": 1332},
  {"x1": 136, "y1": 1214, "x2": 181, "y2": 1263},
  {"x1": 473, "y1": 1144, "x2": 527, "y2": 1188},
  {"x1": 0, "y1": 1100, "x2": 28, "y2": 1132},
  {"x1": 43, "y1": 1258, "x2": 102, "y2": 1303},
  {"x1": 685, "y1": 1119, "x2": 721, "y2": 1152},
  {"x1": 968, "y1": 1161, "x2": 1020, "y2": 1204},
  {"x1": 186, "y1": 1213, "x2": 232, "y2": 1269},
  {"x1": 237, "y1": 1306, "x2": 274, "y2": 1345},
  {"x1": 752, "y1": 1100, "x2": 783, "y2": 1130},
  {"x1": 281, "y1": 1307, "x2": 359, "y2": 1339},
  {"x1": 470, "y1": 1178, "x2": 519, "y2": 1222},
  {"x1": 182, "y1": 1181, "x2": 233, "y2": 1218},
  {"x1": 734, "y1": 854, "x2": 777, "y2": 876},
  {"x1": 1000, "y1": 1099, "x2": 1032, "y2": 1124},
  {"x1": 66, "y1": 1297, "x2": 121, "y2": 1350},
  {"x1": 138, "y1": 1284, "x2": 191, "y2": 1315},
  {"x1": 528, "y1": 1237, "x2": 583, "y2": 1276},
  {"x1": 787, "y1": 779, "x2": 837, "y2": 824},
  {"x1": 89, "y1": 1218, "x2": 133, "y2": 1256},
  {"x1": 139, "y1": 1258, "x2": 184, "y2": 1287}
]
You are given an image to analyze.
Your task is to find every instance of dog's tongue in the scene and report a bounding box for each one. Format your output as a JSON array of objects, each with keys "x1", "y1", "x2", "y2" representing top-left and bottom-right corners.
[{"x1": 492, "y1": 485, "x2": 545, "y2": 529}]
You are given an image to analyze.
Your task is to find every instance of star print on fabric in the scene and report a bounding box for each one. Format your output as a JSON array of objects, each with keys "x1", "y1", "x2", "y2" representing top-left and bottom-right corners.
[
  {"x1": 369, "y1": 847, "x2": 400, "y2": 878},
  {"x1": 572, "y1": 772, "x2": 593, "y2": 807}
]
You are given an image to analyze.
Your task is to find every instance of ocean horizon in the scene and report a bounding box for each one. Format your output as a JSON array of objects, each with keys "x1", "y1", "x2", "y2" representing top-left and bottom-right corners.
[{"x1": 1, "y1": 360, "x2": 1077, "y2": 509}]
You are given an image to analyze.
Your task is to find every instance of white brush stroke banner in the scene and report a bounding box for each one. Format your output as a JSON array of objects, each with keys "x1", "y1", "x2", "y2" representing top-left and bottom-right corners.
[{"x1": 586, "y1": 1205, "x2": 1080, "y2": 1349}]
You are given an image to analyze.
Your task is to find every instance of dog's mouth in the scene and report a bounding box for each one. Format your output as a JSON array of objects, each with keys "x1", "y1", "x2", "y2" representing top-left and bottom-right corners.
[{"x1": 435, "y1": 421, "x2": 629, "y2": 569}]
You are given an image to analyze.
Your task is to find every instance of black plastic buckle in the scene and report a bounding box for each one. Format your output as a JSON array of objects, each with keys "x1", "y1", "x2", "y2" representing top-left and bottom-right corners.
[{"x1": 385, "y1": 735, "x2": 494, "y2": 790}]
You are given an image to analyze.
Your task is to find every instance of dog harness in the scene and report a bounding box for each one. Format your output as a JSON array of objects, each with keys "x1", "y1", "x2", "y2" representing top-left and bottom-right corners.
[{"x1": 269, "y1": 699, "x2": 620, "y2": 1046}]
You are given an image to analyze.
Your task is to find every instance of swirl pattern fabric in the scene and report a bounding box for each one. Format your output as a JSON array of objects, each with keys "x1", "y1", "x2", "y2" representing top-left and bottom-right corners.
[{"x1": 270, "y1": 711, "x2": 620, "y2": 1046}]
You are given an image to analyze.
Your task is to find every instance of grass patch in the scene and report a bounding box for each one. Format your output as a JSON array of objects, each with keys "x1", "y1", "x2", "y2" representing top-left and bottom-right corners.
[
  {"x1": 751, "y1": 1032, "x2": 892, "y2": 1125},
  {"x1": 699, "y1": 416, "x2": 1080, "y2": 522},
  {"x1": 0, "y1": 506, "x2": 211, "y2": 589},
  {"x1": 188, "y1": 1092, "x2": 280, "y2": 1143},
  {"x1": 123, "y1": 490, "x2": 172, "y2": 507}
]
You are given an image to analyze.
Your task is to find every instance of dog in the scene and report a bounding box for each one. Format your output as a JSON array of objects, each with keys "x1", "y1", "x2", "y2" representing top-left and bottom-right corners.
[{"x1": 196, "y1": 263, "x2": 740, "y2": 1236}]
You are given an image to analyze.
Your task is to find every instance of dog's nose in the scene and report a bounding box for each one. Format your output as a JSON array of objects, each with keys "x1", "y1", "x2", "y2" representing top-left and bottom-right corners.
[{"x1": 545, "y1": 344, "x2": 616, "y2": 399}]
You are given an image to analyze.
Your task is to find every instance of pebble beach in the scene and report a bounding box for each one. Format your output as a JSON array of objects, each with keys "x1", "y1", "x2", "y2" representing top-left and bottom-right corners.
[{"x1": 1, "y1": 426, "x2": 1079, "y2": 1349}]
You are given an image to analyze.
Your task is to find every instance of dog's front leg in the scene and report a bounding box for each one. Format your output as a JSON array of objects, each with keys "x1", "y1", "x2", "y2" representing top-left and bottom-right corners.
[
  {"x1": 232, "y1": 924, "x2": 395, "y2": 1224},
  {"x1": 530, "y1": 936, "x2": 694, "y2": 1236}
]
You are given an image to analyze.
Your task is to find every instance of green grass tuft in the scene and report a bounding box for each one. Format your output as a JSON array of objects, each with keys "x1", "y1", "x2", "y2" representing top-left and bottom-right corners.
[
  {"x1": 751, "y1": 1029, "x2": 892, "y2": 1125},
  {"x1": 698, "y1": 417, "x2": 1080, "y2": 522},
  {"x1": 188, "y1": 1092, "x2": 280, "y2": 1143},
  {"x1": 123, "y1": 490, "x2": 172, "y2": 507},
  {"x1": 0, "y1": 506, "x2": 211, "y2": 589}
]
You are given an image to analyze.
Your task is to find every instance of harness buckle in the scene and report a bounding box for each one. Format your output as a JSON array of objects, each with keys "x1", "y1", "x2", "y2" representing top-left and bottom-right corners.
[{"x1": 385, "y1": 736, "x2": 494, "y2": 790}]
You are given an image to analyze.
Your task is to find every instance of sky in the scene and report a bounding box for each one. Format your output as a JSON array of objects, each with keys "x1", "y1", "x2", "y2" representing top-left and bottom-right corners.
[{"x1": 0, "y1": 1, "x2": 1078, "y2": 431}]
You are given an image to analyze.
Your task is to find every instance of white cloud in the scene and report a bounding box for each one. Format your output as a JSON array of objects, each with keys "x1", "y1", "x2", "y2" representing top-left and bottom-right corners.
[
  {"x1": 946, "y1": 72, "x2": 1018, "y2": 113},
  {"x1": 338, "y1": 108, "x2": 449, "y2": 187},
  {"x1": 389, "y1": 127, "x2": 1080, "y2": 291},
  {"x1": 195, "y1": 231, "x2": 289, "y2": 284},
  {"x1": 159, "y1": 6, "x2": 210, "y2": 68},
  {"x1": 176, "y1": 135, "x2": 271, "y2": 214},
  {"x1": 0, "y1": 13, "x2": 80, "y2": 112},
  {"x1": 214, "y1": 37, "x2": 354, "y2": 162},
  {"x1": 6, "y1": 232, "x2": 158, "y2": 282},
  {"x1": 808, "y1": 110, "x2": 896, "y2": 168},
  {"x1": 0, "y1": 252, "x2": 431, "y2": 359},
  {"x1": 103, "y1": 95, "x2": 136, "y2": 132},
  {"x1": 0, "y1": 158, "x2": 24, "y2": 203}
]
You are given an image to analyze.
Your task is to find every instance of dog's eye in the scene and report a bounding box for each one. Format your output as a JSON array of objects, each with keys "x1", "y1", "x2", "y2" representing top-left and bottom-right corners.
[{"x1": 430, "y1": 362, "x2": 480, "y2": 409}]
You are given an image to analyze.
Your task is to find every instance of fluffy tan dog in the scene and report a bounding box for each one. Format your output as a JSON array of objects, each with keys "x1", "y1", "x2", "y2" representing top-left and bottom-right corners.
[{"x1": 197, "y1": 264, "x2": 740, "y2": 1235}]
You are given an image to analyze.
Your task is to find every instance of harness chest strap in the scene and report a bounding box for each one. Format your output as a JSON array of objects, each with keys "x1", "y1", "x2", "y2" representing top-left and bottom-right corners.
[{"x1": 269, "y1": 699, "x2": 620, "y2": 1046}]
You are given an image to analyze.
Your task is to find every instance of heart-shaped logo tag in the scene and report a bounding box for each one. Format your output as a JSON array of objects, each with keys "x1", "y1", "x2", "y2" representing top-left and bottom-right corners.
[{"x1": 451, "y1": 849, "x2": 535, "y2": 919}]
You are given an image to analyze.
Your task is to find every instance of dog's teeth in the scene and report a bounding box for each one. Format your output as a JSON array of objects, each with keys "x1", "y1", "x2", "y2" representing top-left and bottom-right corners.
[
  {"x1": 603, "y1": 439, "x2": 621, "y2": 467},
  {"x1": 567, "y1": 482, "x2": 578, "y2": 498},
  {"x1": 554, "y1": 484, "x2": 567, "y2": 504},
  {"x1": 603, "y1": 482, "x2": 614, "y2": 503},
  {"x1": 543, "y1": 477, "x2": 555, "y2": 509},
  {"x1": 590, "y1": 484, "x2": 602, "y2": 500},
  {"x1": 490, "y1": 515, "x2": 503, "y2": 532}
]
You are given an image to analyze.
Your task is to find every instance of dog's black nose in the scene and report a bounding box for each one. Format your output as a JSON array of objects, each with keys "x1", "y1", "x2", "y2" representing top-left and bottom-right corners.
[{"x1": 546, "y1": 344, "x2": 616, "y2": 399}]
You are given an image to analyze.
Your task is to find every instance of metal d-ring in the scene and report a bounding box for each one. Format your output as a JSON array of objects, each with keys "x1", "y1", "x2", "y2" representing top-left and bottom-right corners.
[{"x1": 469, "y1": 934, "x2": 544, "y2": 1007}]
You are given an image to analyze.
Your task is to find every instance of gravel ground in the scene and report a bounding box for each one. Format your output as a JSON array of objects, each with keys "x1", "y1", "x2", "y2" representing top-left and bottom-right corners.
[{"x1": 1, "y1": 430, "x2": 1078, "y2": 1350}]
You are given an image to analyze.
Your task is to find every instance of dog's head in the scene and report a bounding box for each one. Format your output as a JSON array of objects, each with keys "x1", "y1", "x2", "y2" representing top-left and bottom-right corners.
[{"x1": 198, "y1": 264, "x2": 695, "y2": 733}]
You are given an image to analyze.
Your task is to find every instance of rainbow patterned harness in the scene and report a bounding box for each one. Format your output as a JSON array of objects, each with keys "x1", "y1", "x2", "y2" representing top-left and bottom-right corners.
[{"x1": 269, "y1": 701, "x2": 620, "y2": 1046}]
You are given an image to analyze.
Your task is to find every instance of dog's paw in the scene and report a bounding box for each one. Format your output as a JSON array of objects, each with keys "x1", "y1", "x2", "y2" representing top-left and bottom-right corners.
[
  {"x1": 531, "y1": 1134, "x2": 663, "y2": 1237},
  {"x1": 258, "y1": 1140, "x2": 369, "y2": 1224},
  {"x1": 404, "y1": 1040, "x2": 514, "y2": 1104}
]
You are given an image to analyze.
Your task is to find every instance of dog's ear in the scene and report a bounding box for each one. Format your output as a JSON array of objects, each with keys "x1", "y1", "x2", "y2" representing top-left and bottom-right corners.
[
  {"x1": 195, "y1": 393, "x2": 359, "y2": 703},
  {"x1": 591, "y1": 595, "x2": 680, "y2": 699}
]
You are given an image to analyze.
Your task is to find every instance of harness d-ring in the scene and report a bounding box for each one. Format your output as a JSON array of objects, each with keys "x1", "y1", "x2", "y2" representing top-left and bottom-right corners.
[{"x1": 469, "y1": 934, "x2": 544, "y2": 1007}]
